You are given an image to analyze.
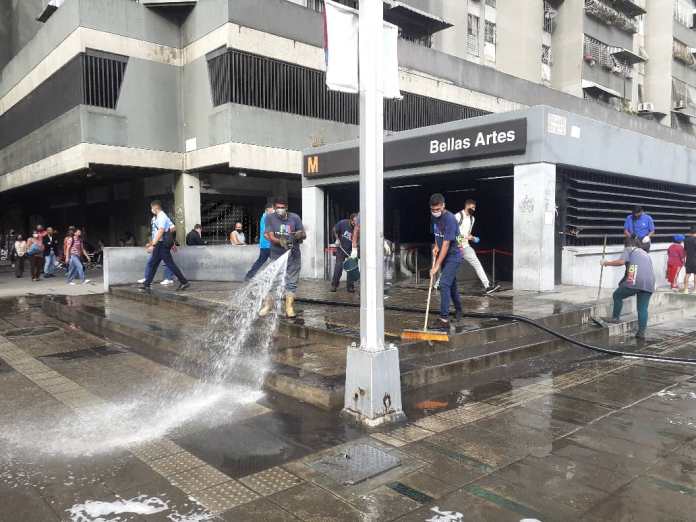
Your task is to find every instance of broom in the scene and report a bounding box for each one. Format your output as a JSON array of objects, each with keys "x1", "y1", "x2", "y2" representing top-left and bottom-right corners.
[
  {"x1": 590, "y1": 235, "x2": 609, "y2": 328},
  {"x1": 401, "y1": 257, "x2": 450, "y2": 342}
]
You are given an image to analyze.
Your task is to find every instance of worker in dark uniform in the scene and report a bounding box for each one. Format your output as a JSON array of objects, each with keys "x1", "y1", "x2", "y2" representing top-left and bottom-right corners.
[{"x1": 330, "y1": 213, "x2": 358, "y2": 293}]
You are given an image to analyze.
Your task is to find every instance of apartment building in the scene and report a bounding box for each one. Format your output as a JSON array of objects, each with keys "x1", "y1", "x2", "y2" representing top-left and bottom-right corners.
[{"x1": 2, "y1": 0, "x2": 696, "y2": 289}]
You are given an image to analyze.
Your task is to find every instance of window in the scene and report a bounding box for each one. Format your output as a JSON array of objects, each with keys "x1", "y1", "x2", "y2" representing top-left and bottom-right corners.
[
  {"x1": 543, "y1": 0, "x2": 556, "y2": 33},
  {"x1": 485, "y1": 0, "x2": 496, "y2": 7},
  {"x1": 206, "y1": 48, "x2": 488, "y2": 131},
  {"x1": 674, "y1": 0, "x2": 694, "y2": 26},
  {"x1": 673, "y1": 38, "x2": 695, "y2": 65},
  {"x1": 82, "y1": 51, "x2": 128, "y2": 109},
  {"x1": 484, "y1": 21, "x2": 496, "y2": 45},
  {"x1": 542, "y1": 45, "x2": 552, "y2": 65},
  {"x1": 467, "y1": 14, "x2": 480, "y2": 56}
]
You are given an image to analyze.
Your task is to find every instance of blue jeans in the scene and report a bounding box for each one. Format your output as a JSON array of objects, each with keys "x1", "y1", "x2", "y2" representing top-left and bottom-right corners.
[
  {"x1": 612, "y1": 286, "x2": 652, "y2": 331},
  {"x1": 245, "y1": 248, "x2": 270, "y2": 280},
  {"x1": 66, "y1": 255, "x2": 85, "y2": 283},
  {"x1": 44, "y1": 252, "x2": 56, "y2": 275},
  {"x1": 144, "y1": 243, "x2": 187, "y2": 287},
  {"x1": 144, "y1": 253, "x2": 174, "y2": 281},
  {"x1": 439, "y1": 257, "x2": 463, "y2": 319}
]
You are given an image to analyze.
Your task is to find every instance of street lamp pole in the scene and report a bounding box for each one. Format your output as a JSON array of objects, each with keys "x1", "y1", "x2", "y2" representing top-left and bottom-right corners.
[{"x1": 342, "y1": 0, "x2": 405, "y2": 427}]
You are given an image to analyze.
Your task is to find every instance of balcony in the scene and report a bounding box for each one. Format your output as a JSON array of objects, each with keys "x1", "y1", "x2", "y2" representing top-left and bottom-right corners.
[
  {"x1": 673, "y1": 39, "x2": 696, "y2": 65},
  {"x1": 584, "y1": 0, "x2": 640, "y2": 34}
]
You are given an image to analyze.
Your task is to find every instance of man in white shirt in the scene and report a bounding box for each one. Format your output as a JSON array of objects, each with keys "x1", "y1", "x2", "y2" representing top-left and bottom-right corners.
[{"x1": 455, "y1": 199, "x2": 500, "y2": 295}]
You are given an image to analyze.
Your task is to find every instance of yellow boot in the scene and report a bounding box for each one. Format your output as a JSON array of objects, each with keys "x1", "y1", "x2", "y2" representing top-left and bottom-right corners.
[
  {"x1": 285, "y1": 292, "x2": 296, "y2": 318},
  {"x1": 259, "y1": 295, "x2": 274, "y2": 317}
]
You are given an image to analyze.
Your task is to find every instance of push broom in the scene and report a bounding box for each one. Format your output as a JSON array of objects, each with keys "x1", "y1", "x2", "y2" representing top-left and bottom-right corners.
[
  {"x1": 590, "y1": 234, "x2": 609, "y2": 328},
  {"x1": 401, "y1": 257, "x2": 450, "y2": 342}
]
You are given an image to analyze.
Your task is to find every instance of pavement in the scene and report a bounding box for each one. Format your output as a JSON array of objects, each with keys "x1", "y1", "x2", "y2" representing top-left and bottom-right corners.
[
  {"x1": 0, "y1": 292, "x2": 695, "y2": 521},
  {"x1": 0, "y1": 265, "x2": 104, "y2": 298}
]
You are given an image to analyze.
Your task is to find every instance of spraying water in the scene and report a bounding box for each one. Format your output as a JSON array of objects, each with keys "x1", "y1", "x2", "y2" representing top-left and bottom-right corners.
[{"x1": 0, "y1": 253, "x2": 290, "y2": 459}]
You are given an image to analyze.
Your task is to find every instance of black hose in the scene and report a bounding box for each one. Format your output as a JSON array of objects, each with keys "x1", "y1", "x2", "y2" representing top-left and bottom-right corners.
[{"x1": 459, "y1": 311, "x2": 696, "y2": 366}]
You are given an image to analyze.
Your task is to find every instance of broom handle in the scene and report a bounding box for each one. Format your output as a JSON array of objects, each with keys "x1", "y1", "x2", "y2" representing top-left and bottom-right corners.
[
  {"x1": 596, "y1": 234, "x2": 607, "y2": 304},
  {"x1": 424, "y1": 256, "x2": 436, "y2": 331}
]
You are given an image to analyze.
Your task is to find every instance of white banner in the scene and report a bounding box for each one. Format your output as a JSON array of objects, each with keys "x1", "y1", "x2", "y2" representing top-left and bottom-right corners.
[{"x1": 324, "y1": 0, "x2": 359, "y2": 94}]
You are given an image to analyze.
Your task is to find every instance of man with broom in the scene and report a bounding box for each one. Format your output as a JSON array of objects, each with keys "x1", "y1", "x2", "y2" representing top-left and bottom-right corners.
[{"x1": 430, "y1": 193, "x2": 464, "y2": 330}]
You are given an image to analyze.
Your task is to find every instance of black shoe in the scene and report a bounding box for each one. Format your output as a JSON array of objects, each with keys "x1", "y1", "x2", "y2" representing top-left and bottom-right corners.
[
  {"x1": 431, "y1": 318, "x2": 450, "y2": 331},
  {"x1": 177, "y1": 282, "x2": 190, "y2": 291},
  {"x1": 138, "y1": 285, "x2": 151, "y2": 293},
  {"x1": 606, "y1": 317, "x2": 622, "y2": 324},
  {"x1": 455, "y1": 310, "x2": 463, "y2": 322},
  {"x1": 347, "y1": 286, "x2": 355, "y2": 293},
  {"x1": 635, "y1": 329, "x2": 646, "y2": 340},
  {"x1": 484, "y1": 284, "x2": 501, "y2": 295},
  {"x1": 329, "y1": 286, "x2": 337, "y2": 292}
]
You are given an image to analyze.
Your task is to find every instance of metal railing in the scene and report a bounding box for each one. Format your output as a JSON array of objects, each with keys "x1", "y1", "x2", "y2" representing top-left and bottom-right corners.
[{"x1": 82, "y1": 53, "x2": 128, "y2": 109}]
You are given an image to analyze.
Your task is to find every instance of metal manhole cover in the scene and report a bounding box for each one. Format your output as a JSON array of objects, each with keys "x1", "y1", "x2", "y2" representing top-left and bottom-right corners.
[
  {"x1": 3, "y1": 326, "x2": 60, "y2": 337},
  {"x1": 308, "y1": 443, "x2": 401, "y2": 485}
]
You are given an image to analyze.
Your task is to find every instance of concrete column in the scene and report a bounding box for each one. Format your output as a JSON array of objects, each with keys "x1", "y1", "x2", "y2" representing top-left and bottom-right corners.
[
  {"x1": 513, "y1": 163, "x2": 556, "y2": 292},
  {"x1": 300, "y1": 186, "x2": 325, "y2": 279},
  {"x1": 174, "y1": 172, "x2": 201, "y2": 244}
]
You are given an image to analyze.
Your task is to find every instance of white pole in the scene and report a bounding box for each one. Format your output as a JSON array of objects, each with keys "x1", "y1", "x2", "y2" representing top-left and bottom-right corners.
[{"x1": 342, "y1": 0, "x2": 404, "y2": 426}]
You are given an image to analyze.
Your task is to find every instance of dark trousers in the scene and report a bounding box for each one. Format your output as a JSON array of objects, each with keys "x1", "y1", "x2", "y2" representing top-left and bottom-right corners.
[
  {"x1": 331, "y1": 248, "x2": 354, "y2": 289},
  {"x1": 612, "y1": 286, "x2": 652, "y2": 331},
  {"x1": 14, "y1": 256, "x2": 24, "y2": 277},
  {"x1": 144, "y1": 243, "x2": 187, "y2": 287},
  {"x1": 30, "y1": 255, "x2": 43, "y2": 279},
  {"x1": 245, "y1": 248, "x2": 270, "y2": 280},
  {"x1": 439, "y1": 257, "x2": 463, "y2": 319}
]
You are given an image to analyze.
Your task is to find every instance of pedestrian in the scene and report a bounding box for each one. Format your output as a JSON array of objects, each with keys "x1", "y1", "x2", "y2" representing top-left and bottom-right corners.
[
  {"x1": 138, "y1": 210, "x2": 177, "y2": 286},
  {"x1": 65, "y1": 228, "x2": 91, "y2": 285},
  {"x1": 42, "y1": 227, "x2": 59, "y2": 278},
  {"x1": 429, "y1": 193, "x2": 464, "y2": 330},
  {"x1": 140, "y1": 200, "x2": 189, "y2": 292},
  {"x1": 186, "y1": 224, "x2": 205, "y2": 246},
  {"x1": 6, "y1": 229, "x2": 16, "y2": 267},
  {"x1": 35, "y1": 224, "x2": 47, "y2": 239},
  {"x1": 245, "y1": 204, "x2": 273, "y2": 281},
  {"x1": 454, "y1": 199, "x2": 500, "y2": 295},
  {"x1": 26, "y1": 232, "x2": 45, "y2": 281},
  {"x1": 259, "y1": 197, "x2": 306, "y2": 318},
  {"x1": 330, "y1": 213, "x2": 358, "y2": 293},
  {"x1": 13, "y1": 234, "x2": 26, "y2": 278},
  {"x1": 624, "y1": 205, "x2": 655, "y2": 252},
  {"x1": 682, "y1": 225, "x2": 696, "y2": 294},
  {"x1": 602, "y1": 236, "x2": 655, "y2": 339},
  {"x1": 229, "y1": 223, "x2": 246, "y2": 245},
  {"x1": 63, "y1": 227, "x2": 75, "y2": 271},
  {"x1": 667, "y1": 234, "x2": 686, "y2": 291}
]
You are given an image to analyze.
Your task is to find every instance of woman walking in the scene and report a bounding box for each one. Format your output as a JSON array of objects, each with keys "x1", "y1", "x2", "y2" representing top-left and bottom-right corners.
[
  {"x1": 65, "y1": 228, "x2": 91, "y2": 285},
  {"x1": 13, "y1": 235, "x2": 26, "y2": 278},
  {"x1": 26, "y1": 232, "x2": 45, "y2": 281}
]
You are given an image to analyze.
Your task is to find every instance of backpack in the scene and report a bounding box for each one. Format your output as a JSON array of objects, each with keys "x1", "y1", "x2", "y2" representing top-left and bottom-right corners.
[{"x1": 27, "y1": 241, "x2": 42, "y2": 256}]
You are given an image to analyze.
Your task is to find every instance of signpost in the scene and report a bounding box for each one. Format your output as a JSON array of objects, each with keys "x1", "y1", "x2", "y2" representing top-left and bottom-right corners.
[{"x1": 342, "y1": 0, "x2": 405, "y2": 426}]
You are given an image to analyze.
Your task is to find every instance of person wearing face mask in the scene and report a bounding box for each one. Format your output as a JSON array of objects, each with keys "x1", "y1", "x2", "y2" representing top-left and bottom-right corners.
[
  {"x1": 330, "y1": 213, "x2": 358, "y2": 293},
  {"x1": 229, "y1": 222, "x2": 246, "y2": 245},
  {"x1": 259, "y1": 197, "x2": 306, "y2": 318},
  {"x1": 454, "y1": 199, "x2": 500, "y2": 295},
  {"x1": 430, "y1": 193, "x2": 464, "y2": 330}
]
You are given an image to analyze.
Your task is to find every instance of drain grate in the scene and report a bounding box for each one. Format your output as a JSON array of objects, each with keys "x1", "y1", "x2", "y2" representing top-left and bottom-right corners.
[
  {"x1": 3, "y1": 326, "x2": 60, "y2": 337},
  {"x1": 387, "y1": 482, "x2": 434, "y2": 503},
  {"x1": 39, "y1": 345, "x2": 126, "y2": 361},
  {"x1": 308, "y1": 443, "x2": 401, "y2": 485}
]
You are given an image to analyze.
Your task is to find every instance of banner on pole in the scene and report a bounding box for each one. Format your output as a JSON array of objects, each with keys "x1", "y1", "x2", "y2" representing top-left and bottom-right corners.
[{"x1": 323, "y1": 0, "x2": 402, "y2": 99}]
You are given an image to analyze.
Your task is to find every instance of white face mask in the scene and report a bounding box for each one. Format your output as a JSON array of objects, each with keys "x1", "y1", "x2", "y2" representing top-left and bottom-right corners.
[
  {"x1": 275, "y1": 208, "x2": 287, "y2": 218},
  {"x1": 431, "y1": 211, "x2": 442, "y2": 218}
]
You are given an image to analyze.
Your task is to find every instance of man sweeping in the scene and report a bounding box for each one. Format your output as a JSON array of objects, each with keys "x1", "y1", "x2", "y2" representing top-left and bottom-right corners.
[
  {"x1": 430, "y1": 193, "x2": 463, "y2": 330},
  {"x1": 455, "y1": 199, "x2": 500, "y2": 295},
  {"x1": 259, "y1": 197, "x2": 306, "y2": 318},
  {"x1": 330, "y1": 213, "x2": 358, "y2": 293}
]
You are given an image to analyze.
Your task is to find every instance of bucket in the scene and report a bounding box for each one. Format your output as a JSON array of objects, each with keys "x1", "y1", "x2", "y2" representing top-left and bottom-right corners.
[{"x1": 343, "y1": 256, "x2": 360, "y2": 282}]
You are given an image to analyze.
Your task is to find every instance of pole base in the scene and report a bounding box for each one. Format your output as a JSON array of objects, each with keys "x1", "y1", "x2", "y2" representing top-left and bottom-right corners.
[{"x1": 342, "y1": 344, "x2": 405, "y2": 427}]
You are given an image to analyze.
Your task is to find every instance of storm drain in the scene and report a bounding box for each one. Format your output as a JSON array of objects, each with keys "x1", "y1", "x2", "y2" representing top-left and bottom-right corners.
[
  {"x1": 3, "y1": 326, "x2": 60, "y2": 337},
  {"x1": 308, "y1": 443, "x2": 401, "y2": 485},
  {"x1": 39, "y1": 345, "x2": 126, "y2": 361}
]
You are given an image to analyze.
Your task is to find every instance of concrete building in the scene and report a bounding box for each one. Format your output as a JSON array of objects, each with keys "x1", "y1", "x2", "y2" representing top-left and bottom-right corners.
[{"x1": 2, "y1": 0, "x2": 696, "y2": 289}]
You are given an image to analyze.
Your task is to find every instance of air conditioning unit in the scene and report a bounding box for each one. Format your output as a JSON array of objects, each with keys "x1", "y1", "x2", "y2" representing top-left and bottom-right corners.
[
  {"x1": 674, "y1": 99, "x2": 687, "y2": 110},
  {"x1": 612, "y1": 65, "x2": 623, "y2": 74},
  {"x1": 637, "y1": 103, "x2": 655, "y2": 113}
]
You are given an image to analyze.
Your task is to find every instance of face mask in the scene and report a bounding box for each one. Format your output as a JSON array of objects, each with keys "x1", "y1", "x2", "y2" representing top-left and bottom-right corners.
[
  {"x1": 468, "y1": 208, "x2": 476, "y2": 215},
  {"x1": 276, "y1": 208, "x2": 287, "y2": 218},
  {"x1": 236, "y1": 229, "x2": 242, "y2": 232},
  {"x1": 431, "y1": 211, "x2": 442, "y2": 218}
]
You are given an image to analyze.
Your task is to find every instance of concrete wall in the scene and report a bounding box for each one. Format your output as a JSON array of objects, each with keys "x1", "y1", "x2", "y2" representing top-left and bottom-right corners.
[
  {"x1": 103, "y1": 245, "x2": 262, "y2": 290},
  {"x1": 645, "y1": 0, "x2": 674, "y2": 122},
  {"x1": 552, "y1": 1, "x2": 584, "y2": 97},
  {"x1": 0, "y1": 1, "x2": 11, "y2": 72},
  {"x1": 562, "y1": 243, "x2": 671, "y2": 288},
  {"x1": 497, "y1": 0, "x2": 543, "y2": 84}
]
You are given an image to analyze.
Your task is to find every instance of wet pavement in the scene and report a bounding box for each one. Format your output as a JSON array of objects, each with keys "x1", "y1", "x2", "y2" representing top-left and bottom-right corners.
[{"x1": 0, "y1": 295, "x2": 695, "y2": 521}]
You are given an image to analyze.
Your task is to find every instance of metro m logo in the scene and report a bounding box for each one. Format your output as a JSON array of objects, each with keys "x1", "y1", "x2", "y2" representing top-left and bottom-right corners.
[{"x1": 307, "y1": 155, "x2": 319, "y2": 174}]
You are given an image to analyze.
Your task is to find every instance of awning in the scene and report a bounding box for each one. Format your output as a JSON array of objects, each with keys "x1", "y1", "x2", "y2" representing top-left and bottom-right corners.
[
  {"x1": 383, "y1": 1, "x2": 452, "y2": 37},
  {"x1": 581, "y1": 80, "x2": 622, "y2": 99},
  {"x1": 614, "y1": 0, "x2": 646, "y2": 17},
  {"x1": 611, "y1": 48, "x2": 646, "y2": 65},
  {"x1": 36, "y1": 0, "x2": 64, "y2": 22}
]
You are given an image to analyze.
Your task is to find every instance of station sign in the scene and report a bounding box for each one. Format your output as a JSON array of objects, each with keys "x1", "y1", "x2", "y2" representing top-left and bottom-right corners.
[{"x1": 304, "y1": 118, "x2": 527, "y2": 178}]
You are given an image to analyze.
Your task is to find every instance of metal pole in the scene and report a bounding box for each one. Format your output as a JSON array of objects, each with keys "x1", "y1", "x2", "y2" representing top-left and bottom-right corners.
[
  {"x1": 343, "y1": 0, "x2": 404, "y2": 426},
  {"x1": 492, "y1": 249, "x2": 496, "y2": 285}
]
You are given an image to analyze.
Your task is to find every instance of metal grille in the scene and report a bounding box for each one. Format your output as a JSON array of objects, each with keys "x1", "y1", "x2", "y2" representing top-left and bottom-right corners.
[
  {"x1": 560, "y1": 169, "x2": 696, "y2": 246},
  {"x1": 484, "y1": 21, "x2": 496, "y2": 45},
  {"x1": 207, "y1": 48, "x2": 488, "y2": 131},
  {"x1": 674, "y1": 0, "x2": 694, "y2": 26},
  {"x1": 542, "y1": 45, "x2": 552, "y2": 65},
  {"x1": 82, "y1": 52, "x2": 128, "y2": 109},
  {"x1": 486, "y1": 0, "x2": 497, "y2": 7},
  {"x1": 467, "y1": 14, "x2": 480, "y2": 56},
  {"x1": 673, "y1": 38, "x2": 694, "y2": 65},
  {"x1": 544, "y1": 1, "x2": 556, "y2": 33},
  {"x1": 305, "y1": 0, "x2": 357, "y2": 11}
]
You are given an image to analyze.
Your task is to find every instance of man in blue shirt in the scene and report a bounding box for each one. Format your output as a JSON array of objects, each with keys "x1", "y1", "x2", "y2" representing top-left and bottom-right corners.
[
  {"x1": 140, "y1": 200, "x2": 189, "y2": 292},
  {"x1": 245, "y1": 202, "x2": 274, "y2": 281},
  {"x1": 624, "y1": 205, "x2": 655, "y2": 251},
  {"x1": 330, "y1": 213, "x2": 358, "y2": 293},
  {"x1": 430, "y1": 193, "x2": 464, "y2": 330}
]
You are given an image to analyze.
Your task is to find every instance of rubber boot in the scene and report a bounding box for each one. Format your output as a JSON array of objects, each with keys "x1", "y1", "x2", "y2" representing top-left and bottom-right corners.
[
  {"x1": 259, "y1": 295, "x2": 274, "y2": 317},
  {"x1": 285, "y1": 293, "x2": 297, "y2": 318}
]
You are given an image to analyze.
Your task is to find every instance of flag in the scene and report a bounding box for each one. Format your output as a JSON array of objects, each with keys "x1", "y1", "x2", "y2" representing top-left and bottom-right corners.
[{"x1": 323, "y1": 0, "x2": 402, "y2": 99}]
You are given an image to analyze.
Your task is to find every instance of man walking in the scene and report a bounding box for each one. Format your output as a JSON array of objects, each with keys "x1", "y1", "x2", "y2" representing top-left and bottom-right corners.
[
  {"x1": 259, "y1": 197, "x2": 306, "y2": 318},
  {"x1": 682, "y1": 225, "x2": 696, "y2": 294},
  {"x1": 186, "y1": 224, "x2": 205, "y2": 246},
  {"x1": 430, "y1": 193, "x2": 463, "y2": 330},
  {"x1": 624, "y1": 205, "x2": 655, "y2": 251},
  {"x1": 455, "y1": 199, "x2": 500, "y2": 295},
  {"x1": 42, "y1": 227, "x2": 59, "y2": 278},
  {"x1": 330, "y1": 213, "x2": 358, "y2": 293},
  {"x1": 140, "y1": 200, "x2": 190, "y2": 293},
  {"x1": 245, "y1": 203, "x2": 273, "y2": 281}
]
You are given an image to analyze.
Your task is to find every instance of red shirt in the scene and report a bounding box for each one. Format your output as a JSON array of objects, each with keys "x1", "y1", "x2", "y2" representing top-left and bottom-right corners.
[{"x1": 667, "y1": 243, "x2": 685, "y2": 267}]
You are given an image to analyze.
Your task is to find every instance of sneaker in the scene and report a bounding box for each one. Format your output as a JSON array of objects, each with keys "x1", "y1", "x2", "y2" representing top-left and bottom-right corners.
[
  {"x1": 137, "y1": 278, "x2": 146, "y2": 284},
  {"x1": 68, "y1": 282, "x2": 76, "y2": 286},
  {"x1": 138, "y1": 285, "x2": 151, "y2": 293},
  {"x1": 160, "y1": 279, "x2": 174, "y2": 286},
  {"x1": 431, "y1": 318, "x2": 450, "y2": 331},
  {"x1": 635, "y1": 330, "x2": 646, "y2": 340},
  {"x1": 177, "y1": 282, "x2": 190, "y2": 291},
  {"x1": 329, "y1": 286, "x2": 337, "y2": 293},
  {"x1": 484, "y1": 284, "x2": 501, "y2": 295},
  {"x1": 83, "y1": 279, "x2": 91, "y2": 285}
]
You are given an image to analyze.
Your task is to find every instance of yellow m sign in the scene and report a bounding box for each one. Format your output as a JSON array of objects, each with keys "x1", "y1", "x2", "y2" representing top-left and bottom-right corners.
[{"x1": 307, "y1": 155, "x2": 319, "y2": 174}]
